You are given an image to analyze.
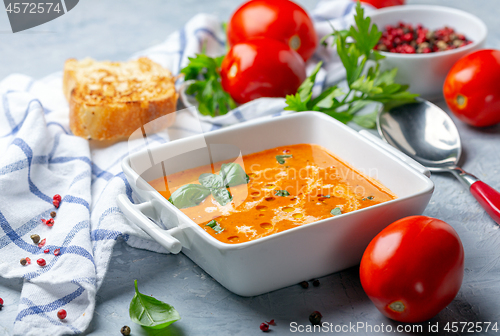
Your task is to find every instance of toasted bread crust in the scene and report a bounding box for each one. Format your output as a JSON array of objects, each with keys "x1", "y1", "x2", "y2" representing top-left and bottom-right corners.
[
  {"x1": 63, "y1": 59, "x2": 78, "y2": 102},
  {"x1": 64, "y1": 57, "x2": 177, "y2": 141}
]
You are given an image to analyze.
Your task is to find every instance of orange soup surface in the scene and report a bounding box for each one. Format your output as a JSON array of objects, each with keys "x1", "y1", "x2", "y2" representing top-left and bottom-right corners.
[{"x1": 149, "y1": 144, "x2": 396, "y2": 244}]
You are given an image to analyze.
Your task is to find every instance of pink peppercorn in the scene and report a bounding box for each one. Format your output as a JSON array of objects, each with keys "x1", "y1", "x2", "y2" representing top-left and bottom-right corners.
[
  {"x1": 37, "y1": 258, "x2": 46, "y2": 267},
  {"x1": 375, "y1": 22, "x2": 471, "y2": 54},
  {"x1": 402, "y1": 32, "x2": 413, "y2": 42},
  {"x1": 38, "y1": 238, "x2": 46, "y2": 248},
  {"x1": 53, "y1": 194, "x2": 62, "y2": 208}
]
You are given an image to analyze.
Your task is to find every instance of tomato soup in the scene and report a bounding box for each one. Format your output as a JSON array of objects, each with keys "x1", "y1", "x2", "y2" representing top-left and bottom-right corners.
[{"x1": 149, "y1": 144, "x2": 396, "y2": 244}]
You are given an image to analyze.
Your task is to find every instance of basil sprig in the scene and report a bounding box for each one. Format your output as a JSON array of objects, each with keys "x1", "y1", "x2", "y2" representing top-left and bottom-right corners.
[
  {"x1": 168, "y1": 184, "x2": 211, "y2": 209},
  {"x1": 199, "y1": 173, "x2": 224, "y2": 189},
  {"x1": 169, "y1": 163, "x2": 249, "y2": 208},
  {"x1": 129, "y1": 280, "x2": 180, "y2": 329},
  {"x1": 199, "y1": 162, "x2": 249, "y2": 206}
]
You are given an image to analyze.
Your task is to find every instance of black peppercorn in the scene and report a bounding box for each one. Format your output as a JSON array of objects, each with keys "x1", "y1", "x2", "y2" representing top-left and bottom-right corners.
[
  {"x1": 299, "y1": 281, "x2": 309, "y2": 289},
  {"x1": 50, "y1": 211, "x2": 57, "y2": 218},
  {"x1": 312, "y1": 279, "x2": 320, "y2": 287},
  {"x1": 20, "y1": 258, "x2": 27, "y2": 266},
  {"x1": 309, "y1": 311, "x2": 322, "y2": 325},
  {"x1": 30, "y1": 234, "x2": 40, "y2": 244},
  {"x1": 120, "y1": 325, "x2": 131, "y2": 336}
]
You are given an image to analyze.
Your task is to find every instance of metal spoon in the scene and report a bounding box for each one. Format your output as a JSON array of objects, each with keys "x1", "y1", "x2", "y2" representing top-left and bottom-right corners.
[{"x1": 377, "y1": 99, "x2": 500, "y2": 224}]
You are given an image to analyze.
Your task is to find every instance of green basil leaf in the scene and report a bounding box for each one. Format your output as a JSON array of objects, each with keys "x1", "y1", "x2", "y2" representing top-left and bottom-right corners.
[
  {"x1": 220, "y1": 163, "x2": 249, "y2": 187},
  {"x1": 129, "y1": 280, "x2": 180, "y2": 329},
  {"x1": 169, "y1": 184, "x2": 211, "y2": 209},
  {"x1": 199, "y1": 172, "x2": 234, "y2": 206},
  {"x1": 211, "y1": 188, "x2": 233, "y2": 206},
  {"x1": 206, "y1": 219, "x2": 224, "y2": 234},
  {"x1": 275, "y1": 190, "x2": 290, "y2": 197},
  {"x1": 199, "y1": 173, "x2": 224, "y2": 189},
  {"x1": 276, "y1": 155, "x2": 293, "y2": 165},
  {"x1": 331, "y1": 207, "x2": 342, "y2": 216}
]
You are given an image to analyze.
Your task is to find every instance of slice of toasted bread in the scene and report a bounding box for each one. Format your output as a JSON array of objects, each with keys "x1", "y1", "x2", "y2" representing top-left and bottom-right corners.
[{"x1": 63, "y1": 57, "x2": 177, "y2": 141}]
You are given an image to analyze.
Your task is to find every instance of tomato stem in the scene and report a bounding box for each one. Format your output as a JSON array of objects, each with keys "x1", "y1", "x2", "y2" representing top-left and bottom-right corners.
[
  {"x1": 388, "y1": 301, "x2": 406, "y2": 313},
  {"x1": 456, "y1": 94, "x2": 467, "y2": 109}
]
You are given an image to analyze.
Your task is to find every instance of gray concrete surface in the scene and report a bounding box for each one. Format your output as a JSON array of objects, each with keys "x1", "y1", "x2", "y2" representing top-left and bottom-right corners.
[{"x1": 1, "y1": 0, "x2": 500, "y2": 335}]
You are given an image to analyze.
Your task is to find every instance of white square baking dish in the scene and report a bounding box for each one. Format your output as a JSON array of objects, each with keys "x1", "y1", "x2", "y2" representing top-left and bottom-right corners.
[{"x1": 118, "y1": 112, "x2": 434, "y2": 296}]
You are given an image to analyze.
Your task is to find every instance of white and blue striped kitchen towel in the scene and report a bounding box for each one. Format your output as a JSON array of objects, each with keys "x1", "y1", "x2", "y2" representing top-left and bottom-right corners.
[{"x1": 0, "y1": 1, "x2": 373, "y2": 334}]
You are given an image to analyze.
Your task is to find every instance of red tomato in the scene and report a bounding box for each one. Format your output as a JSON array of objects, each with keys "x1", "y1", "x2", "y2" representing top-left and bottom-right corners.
[
  {"x1": 443, "y1": 49, "x2": 500, "y2": 127},
  {"x1": 360, "y1": 216, "x2": 464, "y2": 323},
  {"x1": 227, "y1": 0, "x2": 318, "y2": 62},
  {"x1": 220, "y1": 38, "x2": 306, "y2": 104},
  {"x1": 360, "y1": 0, "x2": 405, "y2": 9}
]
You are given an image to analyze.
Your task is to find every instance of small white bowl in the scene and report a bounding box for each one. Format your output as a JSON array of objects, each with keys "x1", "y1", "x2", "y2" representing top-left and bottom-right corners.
[{"x1": 370, "y1": 5, "x2": 487, "y2": 99}]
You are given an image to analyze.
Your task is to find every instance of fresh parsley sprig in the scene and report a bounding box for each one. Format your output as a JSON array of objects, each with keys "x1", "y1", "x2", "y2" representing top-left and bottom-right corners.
[
  {"x1": 180, "y1": 54, "x2": 237, "y2": 117},
  {"x1": 285, "y1": 2, "x2": 418, "y2": 128}
]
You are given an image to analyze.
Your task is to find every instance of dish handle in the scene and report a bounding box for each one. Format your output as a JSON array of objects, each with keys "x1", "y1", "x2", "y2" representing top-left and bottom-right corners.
[
  {"x1": 117, "y1": 194, "x2": 182, "y2": 254},
  {"x1": 359, "y1": 130, "x2": 431, "y2": 178}
]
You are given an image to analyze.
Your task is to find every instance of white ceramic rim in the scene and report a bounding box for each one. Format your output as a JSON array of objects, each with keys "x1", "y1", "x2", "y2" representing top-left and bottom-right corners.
[
  {"x1": 370, "y1": 4, "x2": 488, "y2": 59},
  {"x1": 122, "y1": 112, "x2": 434, "y2": 252}
]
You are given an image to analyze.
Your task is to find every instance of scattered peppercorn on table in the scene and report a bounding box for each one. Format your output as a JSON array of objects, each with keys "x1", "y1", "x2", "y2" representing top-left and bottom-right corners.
[{"x1": 1, "y1": 0, "x2": 500, "y2": 335}]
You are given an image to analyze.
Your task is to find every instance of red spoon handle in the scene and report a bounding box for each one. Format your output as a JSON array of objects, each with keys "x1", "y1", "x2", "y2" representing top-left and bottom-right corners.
[{"x1": 470, "y1": 181, "x2": 500, "y2": 225}]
